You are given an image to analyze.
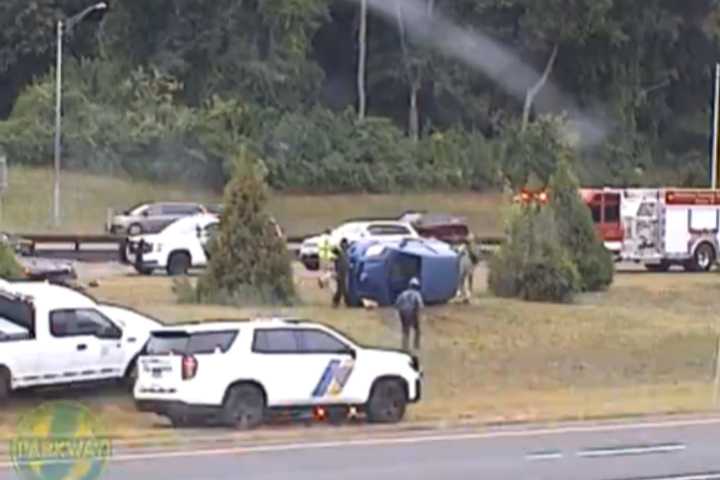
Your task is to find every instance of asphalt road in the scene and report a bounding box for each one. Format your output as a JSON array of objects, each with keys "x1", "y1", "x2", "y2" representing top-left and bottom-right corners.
[{"x1": 3, "y1": 417, "x2": 720, "y2": 480}]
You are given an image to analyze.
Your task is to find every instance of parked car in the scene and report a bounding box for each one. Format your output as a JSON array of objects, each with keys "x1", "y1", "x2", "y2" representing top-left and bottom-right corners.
[
  {"x1": 107, "y1": 202, "x2": 209, "y2": 236},
  {"x1": 400, "y1": 212, "x2": 471, "y2": 245},
  {"x1": 134, "y1": 318, "x2": 422, "y2": 428},
  {"x1": 122, "y1": 214, "x2": 219, "y2": 276},
  {"x1": 299, "y1": 221, "x2": 420, "y2": 271},
  {"x1": 0, "y1": 281, "x2": 158, "y2": 400}
]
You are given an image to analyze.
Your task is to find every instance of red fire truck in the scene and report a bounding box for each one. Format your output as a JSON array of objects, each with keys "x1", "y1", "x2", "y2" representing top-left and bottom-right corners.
[{"x1": 581, "y1": 188, "x2": 720, "y2": 272}]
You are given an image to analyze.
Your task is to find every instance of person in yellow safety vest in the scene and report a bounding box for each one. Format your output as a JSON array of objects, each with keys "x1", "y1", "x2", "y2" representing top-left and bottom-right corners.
[{"x1": 317, "y1": 229, "x2": 336, "y2": 289}]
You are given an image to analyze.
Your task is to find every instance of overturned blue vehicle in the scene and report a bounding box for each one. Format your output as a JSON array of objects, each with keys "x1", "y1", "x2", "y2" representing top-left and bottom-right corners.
[{"x1": 346, "y1": 238, "x2": 460, "y2": 307}]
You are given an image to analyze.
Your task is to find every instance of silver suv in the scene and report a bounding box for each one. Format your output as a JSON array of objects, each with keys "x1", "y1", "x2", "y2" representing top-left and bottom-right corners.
[{"x1": 107, "y1": 202, "x2": 208, "y2": 236}]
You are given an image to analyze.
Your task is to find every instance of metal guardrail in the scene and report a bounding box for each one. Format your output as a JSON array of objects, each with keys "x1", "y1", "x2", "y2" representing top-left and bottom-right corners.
[{"x1": 15, "y1": 232, "x2": 505, "y2": 263}]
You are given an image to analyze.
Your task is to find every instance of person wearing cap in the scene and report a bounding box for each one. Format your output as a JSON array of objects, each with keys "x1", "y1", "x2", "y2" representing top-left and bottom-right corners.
[{"x1": 394, "y1": 277, "x2": 424, "y2": 351}]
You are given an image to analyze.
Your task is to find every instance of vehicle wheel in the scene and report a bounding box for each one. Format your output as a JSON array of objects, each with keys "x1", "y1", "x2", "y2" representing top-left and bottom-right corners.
[
  {"x1": 0, "y1": 368, "x2": 10, "y2": 403},
  {"x1": 168, "y1": 415, "x2": 193, "y2": 428},
  {"x1": 128, "y1": 223, "x2": 143, "y2": 236},
  {"x1": 366, "y1": 379, "x2": 407, "y2": 424},
  {"x1": 645, "y1": 261, "x2": 670, "y2": 273},
  {"x1": 692, "y1": 243, "x2": 716, "y2": 272},
  {"x1": 222, "y1": 384, "x2": 265, "y2": 430},
  {"x1": 122, "y1": 359, "x2": 138, "y2": 392},
  {"x1": 167, "y1": 252, "x2": 191, "y2": 276},
  {"x1": 134, "y1": 265, "x2": 154, "y2": 276}
]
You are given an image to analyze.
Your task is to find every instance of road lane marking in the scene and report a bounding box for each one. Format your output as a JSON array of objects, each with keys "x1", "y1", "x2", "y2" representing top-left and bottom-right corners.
[
  {"x1": 578, "y1": 443, "x2": 686, "y2": 458},
  {"x1": 608, "y1": 473, "x2": 720, "y2": 480},
  {"x1": 525, "y1": 450, "x2": 564, "y2": 461},
  {"x1": 0, "y1": 416, "x2": 719, "y2": 469}
]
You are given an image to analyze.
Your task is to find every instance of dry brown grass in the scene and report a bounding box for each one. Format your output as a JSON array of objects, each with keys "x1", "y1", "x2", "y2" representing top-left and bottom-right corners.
[
  {"x1": 1, "y1": 166, "x2": 502, "y2": 238},
  {"x1": 0, "y1": 264, "x2": 707, "y2": 439}
]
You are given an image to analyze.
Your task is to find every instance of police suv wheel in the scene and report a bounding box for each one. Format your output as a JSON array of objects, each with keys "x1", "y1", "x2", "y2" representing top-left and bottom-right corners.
[
  {"x1": 0, "y1": 368, "x2": 10, "y2": 402},
  {"x1": 366, "y1": 379, "x2": 407, "y2": 424},
  {"x1": 222, "y1": 385, "x2": 265, "y2": 430},
  {"x1": 167, "y1": 252, "x2": 191, "y2": 276},
  {"x1": 128, "y1": 223, "x2": 143, "y2": 236}
]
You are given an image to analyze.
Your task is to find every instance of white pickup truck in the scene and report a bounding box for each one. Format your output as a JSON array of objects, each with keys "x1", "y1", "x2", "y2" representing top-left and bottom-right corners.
[{"x1": 0, "y1": 280, "x2": 161, "y2": 400}]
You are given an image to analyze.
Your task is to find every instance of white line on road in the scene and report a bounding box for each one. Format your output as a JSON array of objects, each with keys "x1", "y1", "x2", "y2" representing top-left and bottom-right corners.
[
  {"x1": 615, "y1": 474, "x2": 720, "y2": 480},
  {"x1": 578, "y1": 443, "x2": 686, "y2": 458},
  {"x1": 525, "y1": 451, "x2": 564, "y2": 461},
  {"x1": 0, "y1": 416, "x2": 718, "y2": 469}
]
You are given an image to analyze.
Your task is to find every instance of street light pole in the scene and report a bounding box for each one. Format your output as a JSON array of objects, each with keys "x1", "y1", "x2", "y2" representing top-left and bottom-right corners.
[
  {"x1": 53, "y1": 20, "x2": 63, "y2": 227},
  {"x1": 52, "y1": 2, "x2": 108, "y2": 227}
]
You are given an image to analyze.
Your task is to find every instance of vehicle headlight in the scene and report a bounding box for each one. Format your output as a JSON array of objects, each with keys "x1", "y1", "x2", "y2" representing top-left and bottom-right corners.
[{"x1": 155, "y1": 243, "x2": 163, "y2": 253}]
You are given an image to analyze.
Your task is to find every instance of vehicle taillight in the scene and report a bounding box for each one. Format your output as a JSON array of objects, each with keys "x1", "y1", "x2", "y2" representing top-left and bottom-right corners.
[{"x1": 181, "y1": 355, "x2": 198, "y2": 380}]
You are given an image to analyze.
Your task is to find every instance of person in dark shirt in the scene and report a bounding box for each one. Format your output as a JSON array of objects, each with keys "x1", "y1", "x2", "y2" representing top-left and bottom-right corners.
[
  {"x1": 394, "y1": 277, "x2": 424, "y2": 351},
  {"x1": 332, "y1": 238, "x2": 351, "y2": 308}
]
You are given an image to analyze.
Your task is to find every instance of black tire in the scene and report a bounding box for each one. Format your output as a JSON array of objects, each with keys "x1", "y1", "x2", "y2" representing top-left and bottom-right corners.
[
  {"x1": 222, "y1": 384, "x2": 265, "y2": 430},
  {"x1": 645, "y1": 261, "x2": 670, "y2": 273},
  {"x1": 122, "y1": 359, "x2": 138, "y2": 392},
  {"x1": 128, "y1": 223, "x2": 143, "y2": 236},
  {"x1": 0, "y1": 368, "x2": 10, "y2": 403},
  {"x1": 167, "y1": 252, "x2": 191, "y2": 276},
  {"x1": 692, "y1": 243, "x2": 716, "y2": 272},
  {"x1": 168, "y1": 414, "x2": 193, "y2": 428},
  {"x1": 366, "y1": 379, "x2": 407, "y2": 424},
  {"x1": 134, "y1": 265, "x2": 154, "y2": 276}
]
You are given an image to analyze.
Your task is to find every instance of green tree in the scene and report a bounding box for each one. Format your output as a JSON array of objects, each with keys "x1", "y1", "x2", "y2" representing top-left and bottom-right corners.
[
  {"x1": 196, "y1": 149, "x2": 295, "y2": 306},
  {"x1": 548, "y1": 156, "x2": 614, "y2": 291}
]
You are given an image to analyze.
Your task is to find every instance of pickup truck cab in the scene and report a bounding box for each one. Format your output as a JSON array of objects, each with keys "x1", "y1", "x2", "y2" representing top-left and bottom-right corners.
[
  {"x1": 0, "y1": 281, "x2": 160, "y2": 400},
  {"x1": 123, "y1": 214, "x2": 219, "y2": 276},
  {"x1": 135, "y1": 318, "x2": 422, "y2": 428}
]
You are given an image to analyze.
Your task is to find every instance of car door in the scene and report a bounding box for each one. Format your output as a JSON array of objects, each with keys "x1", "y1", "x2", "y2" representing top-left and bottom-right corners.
[
  {"x1": 294, "y1": 328, "x2": 358, "y2": 405},
  {"x1": 48, "y1": 309, "x2": 124, "y2": 381},
  {"x1": 249, "y1": 328, "x2": 307, "y2": 406},
  {"x1": 144, "y1": 204, "x2": 168, "y2": 233}
]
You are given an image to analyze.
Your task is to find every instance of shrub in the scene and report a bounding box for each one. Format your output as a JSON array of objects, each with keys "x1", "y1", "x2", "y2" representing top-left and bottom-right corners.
[
  {"x1": 193, "y1": 148, "x2": 296, "y2": 306},
  {"x1": 488, "y1": 205, "x2": 581, "y2": 303},
  {"x1": 0, "y1": 243, "x2": 23, "y2": 279},
  {"x1": 548, "y1": 156, "x2": 614, "y2": 291}
]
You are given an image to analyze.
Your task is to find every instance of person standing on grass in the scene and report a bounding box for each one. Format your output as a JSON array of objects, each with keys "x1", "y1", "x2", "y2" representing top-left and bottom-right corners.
[
  {"x1": 456, "y1": 234, "x2": 480, "y2": 303},
  {"x1": 317, "y1": 229, "x2": 335, "y2": 289},
  {"x1": 394, "y1": 277, "x2": 424, "y2": 351},
  {"x1": 332, "y1": 238, "x2": 351, "y2": 308}
]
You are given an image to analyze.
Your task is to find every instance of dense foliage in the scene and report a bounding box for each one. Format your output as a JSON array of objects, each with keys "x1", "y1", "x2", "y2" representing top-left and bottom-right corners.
[{"x1": 1, "y1": 0, "x2": 719, "y2": 191}]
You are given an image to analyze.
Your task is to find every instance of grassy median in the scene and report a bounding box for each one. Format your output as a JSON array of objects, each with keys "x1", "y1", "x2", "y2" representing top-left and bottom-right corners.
[
  {"x1": 2, "y1": 264, "x2": 717, "y2": 441},
  {"x1": 0, "y1": 166, "x2": 502, "y2": 238}
]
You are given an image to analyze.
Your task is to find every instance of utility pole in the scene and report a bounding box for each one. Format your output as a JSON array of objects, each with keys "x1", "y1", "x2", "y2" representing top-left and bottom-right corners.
[
  {"x1": 52, "y1": 2, "x2": 108, "y2": 227},
  {"x1": 53, "y1": 20, "x2": 63, "y2": 227},
  {"x1": 711, "y1": 63, "x2": 720, "y2": 190}
]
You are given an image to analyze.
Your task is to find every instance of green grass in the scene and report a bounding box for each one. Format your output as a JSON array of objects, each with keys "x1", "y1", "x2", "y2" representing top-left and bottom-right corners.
[
  {"x1": 0, "y1": 166, "x2": 503, "y2": 237},
  {"x1": 0, "y1": 267, "x2": 718, "y2": 438}
]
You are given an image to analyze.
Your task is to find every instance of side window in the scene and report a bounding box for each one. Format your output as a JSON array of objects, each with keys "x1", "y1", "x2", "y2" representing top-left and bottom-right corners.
[
  {"x1": 50, "y1": 309, "x2": 120, "y2": 338},
  {"x1": 147, "y1": 204, "x2": 162, "y2": 216},
  {"x1": 604, "y1": 204, "x2": 620, "y2": 223},
  {"x1": 187, "y1": 331, "x2": 238, "y2": 354},
  {"x1": 298, "y1": 329, "x2": 349, "y2": 354},
  {"x1": 590, "y1": 205, "x2": 602, "y2": 223},
  {"x1": 162, "y1": 204, "x2": 195, "y2": 215},
  {"x1": 367, "y1": 225, "x2": 411, "y2": 236},
  {"x1": 252, "y1": 329, "x2": 300, "y2": 353}
]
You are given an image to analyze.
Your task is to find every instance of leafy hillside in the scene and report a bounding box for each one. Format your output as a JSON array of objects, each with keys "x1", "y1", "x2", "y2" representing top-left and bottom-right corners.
[{"x1": 1, "y1": 0, "x2": 717, "y2": 193}]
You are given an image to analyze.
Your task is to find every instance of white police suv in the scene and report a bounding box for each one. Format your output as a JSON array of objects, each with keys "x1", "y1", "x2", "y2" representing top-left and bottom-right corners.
[{"x1": 134, "y1": 319, "x2": 422, "y2": 428}]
